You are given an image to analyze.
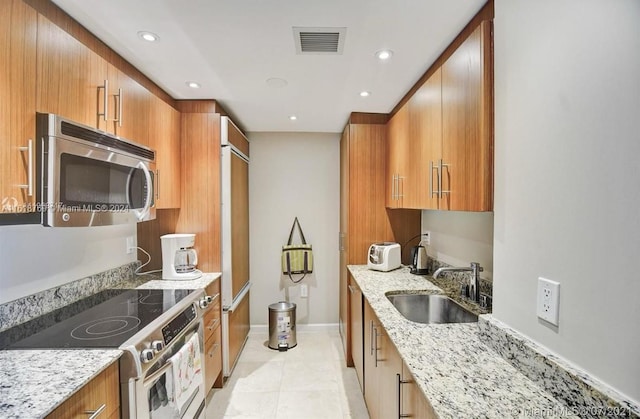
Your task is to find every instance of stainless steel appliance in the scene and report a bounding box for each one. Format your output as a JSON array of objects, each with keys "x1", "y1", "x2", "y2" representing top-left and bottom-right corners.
[
  {"x1": 36, "y1": 113, "x2": 156, "y2": 227},
  {"x1": 367, "y1": 242, "x2": 401, "y2": 272},
  {"x1": 220, "y1": 116, "x2": 251, "y2": 377},
  {"x1": 161, "y1": 233, "x2": 202, "y2": 280},
  {"x1": 410, "y1": 245, "x2": 429, "y2": 274},
  {"x1": 0, "y1": 288, "x2": 214, "y2": 418}
]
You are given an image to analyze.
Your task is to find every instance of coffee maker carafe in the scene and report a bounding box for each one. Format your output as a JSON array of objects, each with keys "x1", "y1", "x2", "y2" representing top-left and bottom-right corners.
[{"x1": 161, "y1": 233, "x2": 202, "y2": 280}]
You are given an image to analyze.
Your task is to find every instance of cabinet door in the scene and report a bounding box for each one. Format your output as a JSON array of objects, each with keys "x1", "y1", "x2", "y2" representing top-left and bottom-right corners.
[
  {"x1": 441, "y1": 21, "x2": 493, "y2": 211},
  {"x1": 0, "y1": 0, "x2": 37, "y2": 212},
  {"x1": 107, "y1": 63, "x2": 151, "y2": 146},
  {"x1": 408, "y1": 68, "x2": 442, "y2": 210},
  {"x1": 36, "y1": 15, "x2": 107, "y2": 129},
  {"x1": 363, "y1": 300, "x2": 380, "y2": 419},
  {"x1": 228, "y1": 289, "x2": 250, "y2": 374},
  {"x1": 348, "y1": 274, "x2": 364, "y2": 391},
  {"x1": 46, "y1": 363, "x2": 120, "y2": 419},
  {"x1": 402, "y1": 361, "x2": 437, "y2": 418},
  {"x1": 386, "y1": 104, "x2": 409, "y2": 208},
  {"x1": 339, "y1": 125, "x2": 350, "y2": 363},
  {"x1": 150, "y1": 96, "x2": 181, "y2": 209},
  {"x1": 377, "y1": 327, "x2": 403, "y2": 419}
]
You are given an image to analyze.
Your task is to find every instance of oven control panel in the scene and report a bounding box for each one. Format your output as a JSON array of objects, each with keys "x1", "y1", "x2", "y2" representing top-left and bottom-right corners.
[{"x1": 162, "y1": 304, "x2": 197, "y2": 345}]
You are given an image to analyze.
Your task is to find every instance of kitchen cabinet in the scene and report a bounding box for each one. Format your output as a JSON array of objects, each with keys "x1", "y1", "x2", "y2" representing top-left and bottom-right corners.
[
  {"x1": 363, "y1": 297, "x2": 436, "y2": 419},
  {"x1": 386, "y1": 20, "x2": 493, "y2": 212},
  {"x1": 150, "y1": 96, "x2": 181, "y2": 209},
  {"x1": 386, "y1": 104, "x2": 410, "y2": 208},
  {"x1": 338, "y1": 113, "x2": 420, "y2": 365},
  {"x1": 407, "y1": 68, "x2": 442, "y2": 210},
  {"x1": 107, "y1": 63, "x2": 152, "y2": 146},
  {"x1": 402, "y1": 361, "x2": 438, "y2": 419},
  {"x1": 46, "y1": 362, "x2": 120, "y2": 419},
  {"x1": 203, "y1": 279, "x2": 223, "y2": 391},
  {"x1": 348, "y1": 274, "x2": 364, "y2": 391},
  {"x1": 439, "y1": 20, "x2": 493, "y2": 211},
  {"x1": 0, "y1": 0, "x2": 37, "y2": 214}
]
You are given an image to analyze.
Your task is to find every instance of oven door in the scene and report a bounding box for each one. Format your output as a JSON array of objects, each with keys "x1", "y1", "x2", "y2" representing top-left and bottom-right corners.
[
  {"x1": 43, "y1": 135, "x2": 156, "y2": 227},
  {"x1": 139, "y1": 330, "x2": 205, "y2": 419}
]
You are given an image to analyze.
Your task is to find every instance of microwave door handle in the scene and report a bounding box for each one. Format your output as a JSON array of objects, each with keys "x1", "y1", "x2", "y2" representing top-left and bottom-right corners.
[{"x1": 133, "y1": 162, "x2": 153, "y2": 221}]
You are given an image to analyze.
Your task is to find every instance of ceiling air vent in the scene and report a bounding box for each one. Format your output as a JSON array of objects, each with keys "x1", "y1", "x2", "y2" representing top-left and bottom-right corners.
[{"x1": 293, "y1": 27, "x2": 346, "y2": 55}]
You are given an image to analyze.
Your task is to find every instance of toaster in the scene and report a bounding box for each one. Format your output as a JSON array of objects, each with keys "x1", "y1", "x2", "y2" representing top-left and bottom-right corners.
[{"x1": 367, "y1": 242, "x2": 401, "y2": 272}]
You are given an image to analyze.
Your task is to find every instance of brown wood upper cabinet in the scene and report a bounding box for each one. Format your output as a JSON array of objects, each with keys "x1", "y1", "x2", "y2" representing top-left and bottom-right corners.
[
  {"x1": 0, "y1": 0, "x2": 37, "y2": 214},
  {"x1": 387, "y1": 20, "x2": 493, "y2": 211},
  {"x1": 150, "y1": 96, "x2": 181, "y2": 209}
]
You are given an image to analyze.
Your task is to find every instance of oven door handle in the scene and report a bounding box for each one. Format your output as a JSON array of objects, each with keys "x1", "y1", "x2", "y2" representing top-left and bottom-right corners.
[
  {"x1": 132, "y1": 161, "x2": 153, "y2": 221},
  {"x1": 142, "y1": 359, "x2": 174, "y2": 388}
]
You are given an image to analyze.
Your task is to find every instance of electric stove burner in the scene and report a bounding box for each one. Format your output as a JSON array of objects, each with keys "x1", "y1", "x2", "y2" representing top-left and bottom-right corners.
[
  {"x1": 0, "y1": 288, "x2": 195, "y2": 349},
  {"x1": 71, "y1": 316, "x2": 142, "y2": 340}
]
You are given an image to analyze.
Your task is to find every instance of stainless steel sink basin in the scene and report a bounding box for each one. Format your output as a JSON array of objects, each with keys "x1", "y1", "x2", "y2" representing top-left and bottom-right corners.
[{"x1": 386, "y1": 294, "x2": 478, "y2": 324}]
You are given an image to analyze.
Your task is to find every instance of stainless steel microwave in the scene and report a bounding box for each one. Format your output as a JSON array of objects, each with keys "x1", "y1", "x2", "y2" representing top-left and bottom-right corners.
[{"x1": 36, "y1": 113, "x2": 156, "y2": 227}]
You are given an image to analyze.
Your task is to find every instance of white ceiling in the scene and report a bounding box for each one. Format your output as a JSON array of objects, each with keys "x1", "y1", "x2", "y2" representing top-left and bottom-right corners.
[{"x1": 51, "y1": 0, "x2": 486, "y2": 133}]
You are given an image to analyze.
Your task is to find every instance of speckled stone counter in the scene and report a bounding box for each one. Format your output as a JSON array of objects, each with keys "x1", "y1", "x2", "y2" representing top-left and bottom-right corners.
[
  {"x1": 349, "y1": 265, "x2": 578, "y2": 419},
  {"x1": 0, "y1": 350, "x2": 121, "y2": 418},
  {"x1": 0, "y1": 271, "x2": 221, "y2": 419}
]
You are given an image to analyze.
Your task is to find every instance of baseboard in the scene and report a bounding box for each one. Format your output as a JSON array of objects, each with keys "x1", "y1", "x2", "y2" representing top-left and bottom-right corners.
[{"x1": 250, "y1": 323, "x2": 339, "y2": 334}]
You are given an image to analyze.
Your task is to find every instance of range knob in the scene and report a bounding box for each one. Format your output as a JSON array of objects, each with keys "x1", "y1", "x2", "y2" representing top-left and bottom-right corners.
[
  {"x1": 199, "y1": 295, "x2": 213, "y2": 309},
  {"x1": 140, "y1": 349, "x2": 155, "y2": 363},
  {"x1": 151, "y1": 340, "x2": 164, "y2": 353}
]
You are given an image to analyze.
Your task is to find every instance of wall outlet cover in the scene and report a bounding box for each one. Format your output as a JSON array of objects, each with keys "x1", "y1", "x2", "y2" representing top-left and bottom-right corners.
[
  {"x1": 422, "y1": 231, "x2": 431, "y2": 246},
  {"x1": 126, "y1": 236, "x2": 135, "y2": 254},
  {"x1": 300, "y1": 284, "x2": 308, "y2": 298},
  {"x1": 537, "y1": 277, "x2": 560, "y2": 326}
]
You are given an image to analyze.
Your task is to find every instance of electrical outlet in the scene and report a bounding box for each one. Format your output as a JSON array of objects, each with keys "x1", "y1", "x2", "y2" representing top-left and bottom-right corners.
[
  {"x1": 422, "y1": 231, "x2": 431, "y2": 246},
  {"x1": 126, "y1": 236, "x2": 135, "y2": 254},
  {"x1": 300, "y1": 284, "x2": 308, "y2": 298},
  {"x1": 537, "y1": 277, "x2": 560, "y2": 326}
]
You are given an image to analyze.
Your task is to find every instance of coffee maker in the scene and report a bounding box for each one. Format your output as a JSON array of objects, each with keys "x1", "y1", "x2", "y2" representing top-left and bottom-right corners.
[{"x1": 161, "y1": 233, "x2": 202, "y2": 280}]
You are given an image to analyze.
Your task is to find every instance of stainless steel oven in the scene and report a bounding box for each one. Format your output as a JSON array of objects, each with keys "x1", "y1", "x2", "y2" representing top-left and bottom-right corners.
[{"x1": 36, "y1": 113, "x2": 156, "y2": 227}]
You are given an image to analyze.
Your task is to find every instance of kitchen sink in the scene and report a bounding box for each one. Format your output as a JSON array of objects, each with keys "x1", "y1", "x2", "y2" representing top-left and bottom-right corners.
[{"x1": 386, "y1": 293, "x2": 478, "y2": 324}]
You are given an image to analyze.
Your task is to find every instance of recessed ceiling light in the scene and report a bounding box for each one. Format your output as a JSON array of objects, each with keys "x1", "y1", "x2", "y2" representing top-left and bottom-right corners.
[
  {"x1": 376, "y1": 49, "x2": 393, "y2": 61},
  {"x1": 289, "y1": 115, "x2": 297, "y2": 121},
  {"x1": 138, "y1": 31, "x2": 159, "y2": 42},
  {"x1": 186, "y1": 81, "x2": 201, "y2": 89},
  {"x1": 266, "y1": 77, "x2": 288, "y2": 88},
  {"x1": 360, "y1": 91, "x2": 371, "y2": 97}
]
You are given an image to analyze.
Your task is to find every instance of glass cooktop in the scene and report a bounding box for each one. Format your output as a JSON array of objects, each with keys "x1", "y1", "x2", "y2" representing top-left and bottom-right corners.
[{"x1": 0, "y1": 289, "x2": 194, "y2": 350}]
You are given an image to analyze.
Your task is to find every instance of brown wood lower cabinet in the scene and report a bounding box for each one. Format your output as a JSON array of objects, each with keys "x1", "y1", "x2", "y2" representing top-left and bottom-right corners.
[
  {"x1": 46, "y1": 362, "x2": 119, "y2": 419},
  {"x1": 348, "y1": 274, "x2": 364, "y2": 391},
  {"x1": 204, "y1": 279, "x2": 223, "y2": 391},
  {"x1": 362, "y1": 297, "x2": 435, "y2": 419},
  {"x1": 228, "y1": 290, "x2": 250, "y2": 374}
]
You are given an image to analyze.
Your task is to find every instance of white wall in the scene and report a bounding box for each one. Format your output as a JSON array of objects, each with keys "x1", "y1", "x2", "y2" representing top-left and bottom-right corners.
[
  {"x1": 421, "y1": 210, "x2": 493, "y2": 279},
  {"x1": 248, "y1": 132, "x2": 340, "y2": 327},
  {"x1": 494, "y1": 0, "x2": 640, "y2": 403},
  {"x1": 0, "y1": 223, "x2": 136, "y2": 304}
]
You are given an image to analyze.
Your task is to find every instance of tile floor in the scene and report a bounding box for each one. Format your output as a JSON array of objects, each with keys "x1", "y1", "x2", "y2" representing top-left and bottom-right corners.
[{"x1": 205, "y1": 329, "x2": 370, "y2": 419}]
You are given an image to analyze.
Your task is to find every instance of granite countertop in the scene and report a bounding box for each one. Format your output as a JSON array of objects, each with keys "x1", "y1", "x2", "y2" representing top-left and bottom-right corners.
[
  {"x1": 349, "y1": 265, "x2": 578, "y2": 419},
  {"x1": 0, "y1": 272, "x2": 220, "y2": 419}
]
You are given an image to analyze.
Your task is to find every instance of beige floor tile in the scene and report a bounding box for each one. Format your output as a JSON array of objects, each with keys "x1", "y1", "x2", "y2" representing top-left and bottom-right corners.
[
  {"x1": 206, "y1": 390, "x2": 279, "y2": 418},
  {"x1": 276, "y1": 390, "x2": 344, "y2": 419},
  {"x1": 227, "y1": 361, "x2": 284, "y2": 393},
  {"x1": 280, "y1": 359, "x2": 340, "y2": 392}
]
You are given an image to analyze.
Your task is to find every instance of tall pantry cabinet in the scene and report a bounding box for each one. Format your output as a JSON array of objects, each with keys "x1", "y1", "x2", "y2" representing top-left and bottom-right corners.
[{"x1": 338, "y1": 113, "x2": 420, "y2": 367}]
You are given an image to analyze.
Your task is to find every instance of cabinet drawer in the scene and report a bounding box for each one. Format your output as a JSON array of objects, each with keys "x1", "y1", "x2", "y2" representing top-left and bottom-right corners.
[
  {"x1": 204, "y1": 326, "x2": 222, "y2": 391},
  {"x1": 203, "y1": 292, "x2": 221, "y2": 338},
  {"x1": 47, "y1": 362, "x2": 119, "y2": 419}
]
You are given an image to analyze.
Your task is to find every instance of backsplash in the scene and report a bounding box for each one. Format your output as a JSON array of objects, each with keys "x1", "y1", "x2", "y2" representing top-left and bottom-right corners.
[
  {"x1": 478, "y1": 315, "x2": 640, "y2": 418},
  {"x1": 428, "y1": 258, "x2": 493, "y2": 297},
  {"x1": 0, "y1": 261, "x2": 140, "y2": 332}
]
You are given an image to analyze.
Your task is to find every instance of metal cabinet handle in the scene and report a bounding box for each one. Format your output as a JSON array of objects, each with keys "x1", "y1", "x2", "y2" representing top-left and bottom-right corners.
[
  {"x1": 369, "y1": 320, "x2": 374, "y2": 356},
  {"x1": 155, "y1": 170, "x2": 160, "y2": 201},
  {"x1": 439, "y1": 159, "x2": 450, "y2": 199},
  {"x1": 206, "y1": 317, "x2": 220, "y2": 331},
  {"x1": 208, "y1": 343, "x2": 221, "y2": 357},
  {"x1": 18, "y1": 139, "x2": 33, "y2": 196},
  {"x1": 397, "y1": 374, "x2": 411, "y2": 418},
  {"x1": 98, "y1": 80, "x2": 108, "y2": 122},
  {"x1": 430, "y1": 161, "x2": 439, "y2": 198},
  {"x1": 373, "y1": 327, "x2": 380, "y2": 368},
  {"x1": 114, "y1": 88, "x2": 123, "y2": 127},
  {"x1": 397, "y1": 175, "x2": 404, "y2": 199},
  {"x1": 85, "y1": 403, "x2": 106, "y2": 418}
]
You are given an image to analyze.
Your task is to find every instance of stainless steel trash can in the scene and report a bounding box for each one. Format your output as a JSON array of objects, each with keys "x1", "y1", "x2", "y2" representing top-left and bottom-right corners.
[{"x1": 268, "y1": 301, "x2": 297, "y2": 351}]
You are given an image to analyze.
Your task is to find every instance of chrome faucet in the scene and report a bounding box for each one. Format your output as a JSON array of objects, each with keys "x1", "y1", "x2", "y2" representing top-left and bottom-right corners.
[{"x1": 432, "y1": 262, "x2": 483, "y2": 303}]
